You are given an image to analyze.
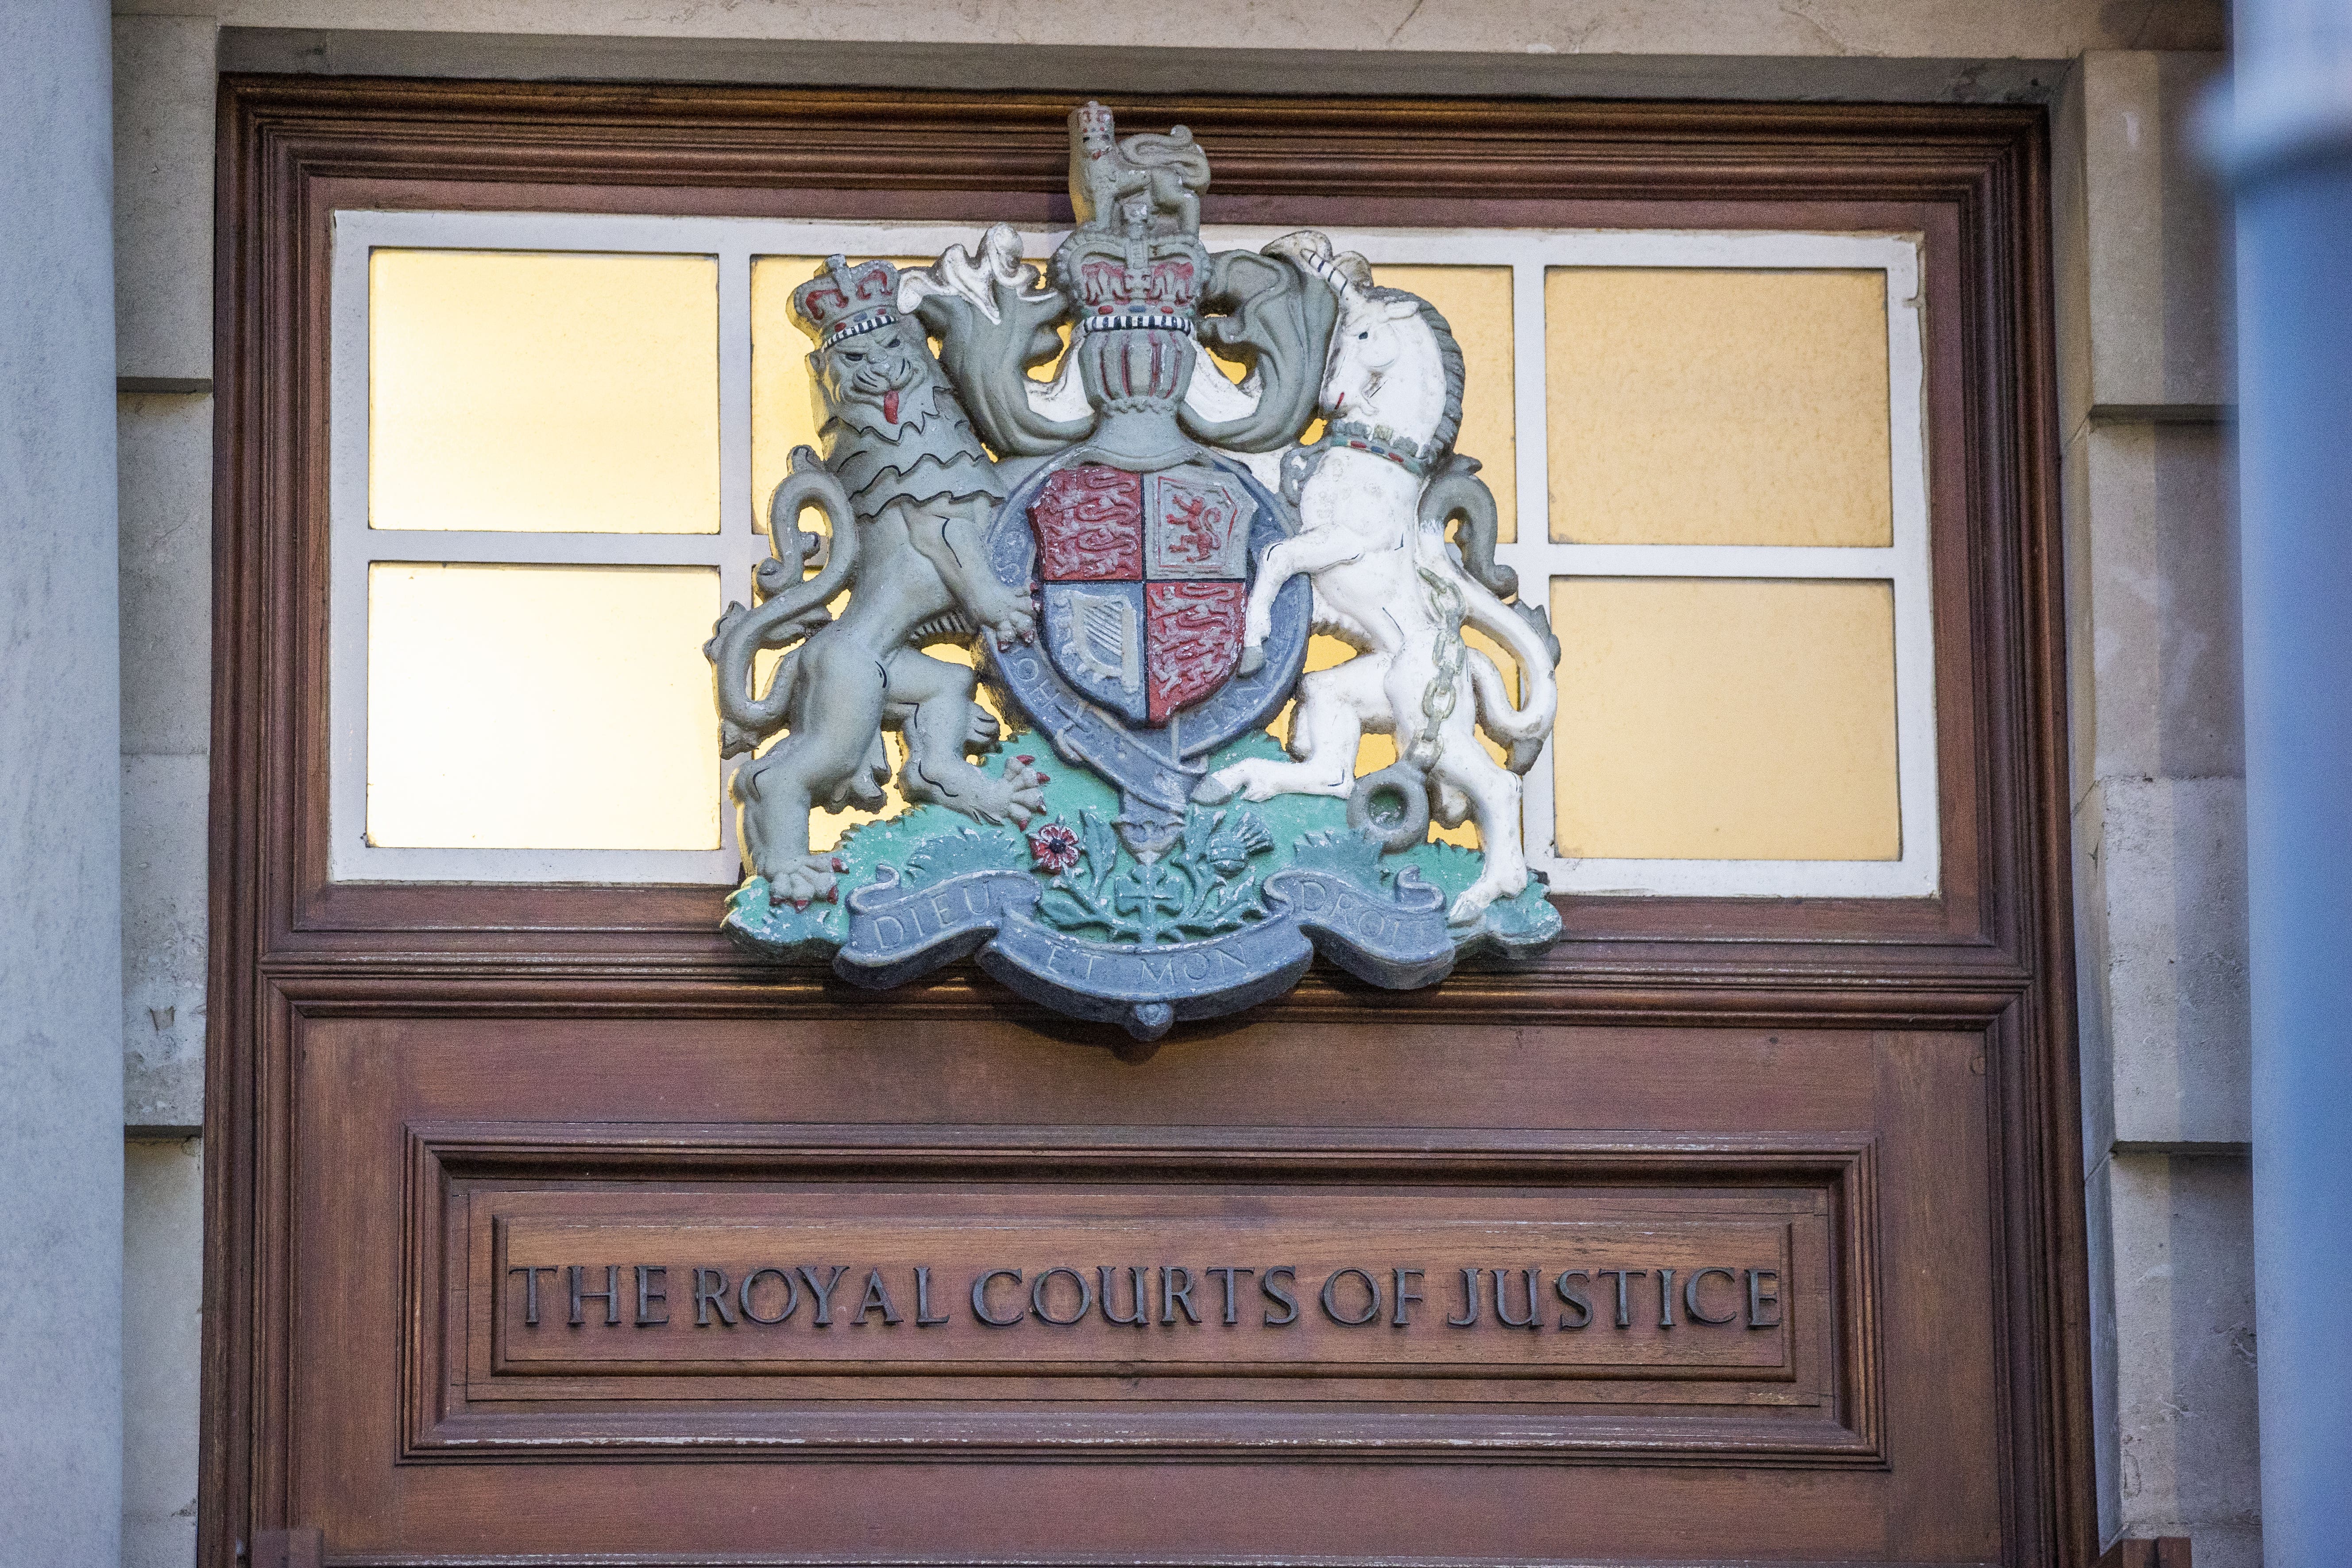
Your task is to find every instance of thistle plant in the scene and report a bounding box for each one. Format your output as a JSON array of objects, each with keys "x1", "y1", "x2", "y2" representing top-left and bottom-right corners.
[{"x1": 1031, "y1": 807, "x2": 1274, "y2": 945}]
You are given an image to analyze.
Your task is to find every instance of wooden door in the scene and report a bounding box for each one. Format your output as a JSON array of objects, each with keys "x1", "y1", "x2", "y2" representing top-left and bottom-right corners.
[{"x1": 208, "y1": 81, "x2": 2089, "y2": 1566}]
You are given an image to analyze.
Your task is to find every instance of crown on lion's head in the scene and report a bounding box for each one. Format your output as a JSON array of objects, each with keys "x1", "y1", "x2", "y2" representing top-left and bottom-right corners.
[
  {"x1": 790, "y1": 255, "x2": 901, "y2": 348},
  {"x1": 1072, "y1": 100, "x2": 1118, "y2": 157}
]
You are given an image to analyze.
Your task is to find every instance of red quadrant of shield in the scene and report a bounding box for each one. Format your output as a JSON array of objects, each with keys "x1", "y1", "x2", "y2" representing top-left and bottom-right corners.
[
  {"x1": 1145, "y1": 581, "x2": 1247, "y2": 723},
  {"x1": 1030, "y1": 466, "x2": 1142, "y2": 581}
]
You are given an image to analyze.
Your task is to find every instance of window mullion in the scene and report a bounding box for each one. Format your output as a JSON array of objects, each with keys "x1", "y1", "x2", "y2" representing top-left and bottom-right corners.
[
  {"x1": 718, "y1": 239, "x2": 759, "y2": 869},
  {"x1": 1505, "y1": 256, "x2": 1557, "y2": 864},
  {"x1": 1538, "y1": 544, "x2": 1903, "y2": 580},
  {"x1": 359, "y1": 531, "x2": 731, "y2": 567}
]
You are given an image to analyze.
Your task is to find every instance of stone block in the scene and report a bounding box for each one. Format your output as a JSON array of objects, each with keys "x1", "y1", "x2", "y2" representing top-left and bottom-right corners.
[
  {"x1": 118, "y1": 392, "x2": 213, "y2": 758},
  {"x1": 2147, "y1": 423, "x2": 2239, "y2": 781},
  {"x1": 2084, "y1": 1151, "x2": 2123, "y2": 1545},
  {"x1": 2062, "y1": 420, "x2": 2241, "y2": 785},
  {"x1": 2062, "y1": 417, "x2": 2098, "y2": 800},
  {"x1": 112, "y1": 15, "x2": 215, "y2": 383},
  {"x1": 122, "y1": 752, "x2": 209, "y2": 1128},
  {"x1": 2078, "y1": 775, "x2": 2251, "y2": 1147},
  {"x1": 123, "y1": 1136, "x2": 202, "y2": 1568},
  {"x1": 2105, "y1": 1152, "x2": 2261, "y2": 1565},
  {"x1": 2053, "y1": 56, "x2": 2095, "y2": 439},
  {"x1": 2057, "y1": 51, "x2": 2233, "y2": 433},
  {"x1": 2074, "y1": 780, "x2": 2116, "y2": 1158}
]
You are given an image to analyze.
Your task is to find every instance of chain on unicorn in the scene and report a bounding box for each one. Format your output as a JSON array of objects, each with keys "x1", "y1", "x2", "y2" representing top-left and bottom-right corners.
[{"x1": 1199, "y1": 231, "x2": 1561, "y2": 925}]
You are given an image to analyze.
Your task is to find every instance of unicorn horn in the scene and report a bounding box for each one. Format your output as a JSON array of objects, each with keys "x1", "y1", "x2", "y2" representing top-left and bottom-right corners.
[{"x1": 1267, "y1": 229, "x2": 1356, "y2": 299}]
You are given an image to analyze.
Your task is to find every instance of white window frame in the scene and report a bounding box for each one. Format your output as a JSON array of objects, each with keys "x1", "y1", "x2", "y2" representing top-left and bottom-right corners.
[
  {"x1": 328, "y1": 212, "x2": 1061, "y2": 884},
  {"x1": 1229, "y1": 225, "x2": 1938, "y2": 899},
  {"x1": 331, "y1": 212, "x2": 1935, "y2": 897}
]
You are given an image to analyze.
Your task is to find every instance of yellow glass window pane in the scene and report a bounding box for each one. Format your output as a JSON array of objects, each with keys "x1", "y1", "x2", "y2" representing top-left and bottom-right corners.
[
  {"x1": 752, "y1": 255, "x2": 928, "y2": 533},
  {"x1": 1545, "y1": 269, "x2": 1892, "y2": 546},
  {"x1": 368, "y1": 250, "x2": 720, "y2": 534},
  {"x1": 1379, "y1": 266, "x2": 1517, "y2": 542},
  {"x1": 367, "y1": 564, "x2": 721, "y2": 850},
  {"x1": 1550, "y1": 577, "x2": 1899, "y2": 860}
]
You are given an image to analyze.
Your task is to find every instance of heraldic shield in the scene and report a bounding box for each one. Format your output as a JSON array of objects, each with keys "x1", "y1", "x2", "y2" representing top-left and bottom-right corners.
[
  {"x1": 1033, "y1": 464, "x2": 1254, "y2": 727},
  {"x1": 982, "y1": 450, "x2": 1309, "y2": 835},
  {"x1": 705, "y1": 100, "x2": 1566, "y2": 1041}
]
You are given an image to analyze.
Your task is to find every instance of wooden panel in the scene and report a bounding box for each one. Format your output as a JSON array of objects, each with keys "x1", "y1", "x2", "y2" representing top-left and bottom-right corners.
[
  {"x1": 276, "y1": 1011, "x2": 2019, "y2": 1561},
  {"x1": 412, "y1": 1127, "x2": 1858, "y2": 1455},
  {"x1": 2093, "y1": 1541, "x2": 2194, "y2": 1568},
  {"x1": 209, "y1": 79, "x2": 2084, "y2": 1568}
]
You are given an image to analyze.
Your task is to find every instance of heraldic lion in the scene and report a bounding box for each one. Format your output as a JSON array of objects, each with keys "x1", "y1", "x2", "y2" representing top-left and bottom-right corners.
[{"x1": 706, "y1": 255, "x2": 1044, "y2": 909}]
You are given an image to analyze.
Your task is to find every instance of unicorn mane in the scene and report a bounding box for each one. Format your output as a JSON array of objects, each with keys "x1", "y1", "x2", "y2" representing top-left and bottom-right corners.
[{"x1": 1354, "y1": 284, "x2": 1466, "y2": 457}]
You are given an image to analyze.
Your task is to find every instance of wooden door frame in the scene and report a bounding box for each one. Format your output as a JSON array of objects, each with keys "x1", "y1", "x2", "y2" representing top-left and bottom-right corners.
[{"x1": 205, "y1": 76, "x2": 2086, "y2": 1565}]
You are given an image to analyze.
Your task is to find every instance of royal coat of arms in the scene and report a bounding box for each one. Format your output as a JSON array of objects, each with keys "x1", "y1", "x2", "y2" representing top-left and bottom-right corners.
[{"x1": 706, "y1": 104, "x2": 1564, "y2": 1040}]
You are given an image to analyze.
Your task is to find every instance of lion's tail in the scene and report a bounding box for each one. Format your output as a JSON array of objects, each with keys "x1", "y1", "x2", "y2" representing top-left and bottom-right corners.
[
  {"x1": 703, "y1": 447, "x2": 858, "y2": 757},
  {"x1": 1120, "y1": 128, "x2": 1211, "y2": 180}
]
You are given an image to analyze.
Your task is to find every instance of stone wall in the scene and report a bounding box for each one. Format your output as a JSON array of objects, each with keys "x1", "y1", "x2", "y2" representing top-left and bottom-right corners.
[
  {"x1": 2054, "y1": 51, "x2": 2260, "y2": 1567},
  {"x1": 114, "y1": 17, "x2": 216, "y2": 1562},
  {"x1": 116, "y1": 9, "x2": 215, "y2": 1136}
]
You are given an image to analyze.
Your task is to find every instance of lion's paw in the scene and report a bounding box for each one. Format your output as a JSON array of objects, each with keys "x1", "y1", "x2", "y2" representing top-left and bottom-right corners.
[
  {"x1": 975, "y1": 591, "x2": 1038, "y2": 651},
  {"x1": 999, "y1": 753, "x2": 1049, "y2": 826},
  {"x1": 763, "y1": 854, "x2": 847, "y2": 912}
]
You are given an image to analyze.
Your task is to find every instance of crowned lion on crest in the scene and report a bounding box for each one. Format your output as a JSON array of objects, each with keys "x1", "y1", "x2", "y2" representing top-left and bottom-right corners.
[{"x1": 705, "y1": 255, "x2": 1047, "y2": 910}]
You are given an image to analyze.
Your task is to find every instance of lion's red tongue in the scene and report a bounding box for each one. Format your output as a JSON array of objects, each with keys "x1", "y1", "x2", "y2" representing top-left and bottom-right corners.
[{"x1": 883, "y1": 389, "x2": 900, "y2": 423}]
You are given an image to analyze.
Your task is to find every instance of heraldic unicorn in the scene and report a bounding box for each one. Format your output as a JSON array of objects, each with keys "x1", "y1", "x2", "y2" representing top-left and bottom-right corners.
[{"x1": 706, "y1": 103, "x2": 1563, "y2": 1039}]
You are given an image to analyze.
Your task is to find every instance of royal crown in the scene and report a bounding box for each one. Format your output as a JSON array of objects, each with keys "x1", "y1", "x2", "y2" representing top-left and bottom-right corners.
[
  {"x1": 1060, "y1": 243, "x2": 1205, "y2": 326},
  {"x1": 790, "y1": 255, "x2": 901, "y2": 347}
]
